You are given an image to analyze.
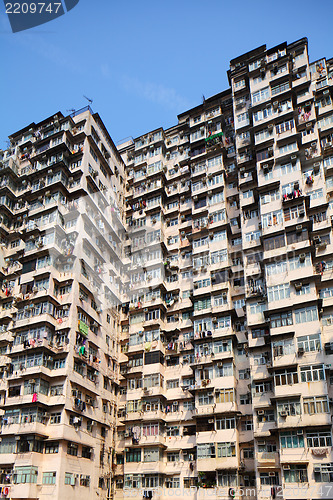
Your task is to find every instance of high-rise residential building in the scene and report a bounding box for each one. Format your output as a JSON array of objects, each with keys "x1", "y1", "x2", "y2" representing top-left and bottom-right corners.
[
  {"x1": 1, "y1": 36, "x2": 333, "y2": 500},
  {"x1": 115, "y1": 37, "x2": 333, "y2": 500},
  {"x1": 0, "y1": 108, "x2": 126, "y2": 500}
]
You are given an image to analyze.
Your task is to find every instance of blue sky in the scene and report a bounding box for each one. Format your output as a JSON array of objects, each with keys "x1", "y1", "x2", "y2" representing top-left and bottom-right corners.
[{"x1": 1, "y1": 0, "x2": 332, "y2": 148}]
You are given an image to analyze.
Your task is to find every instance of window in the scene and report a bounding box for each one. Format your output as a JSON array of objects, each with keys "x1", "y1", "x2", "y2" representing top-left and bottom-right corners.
[
  {"x1": 82, "y1": 446, "x2": 92, "y2": 459},
  {"x1": 264, "y1": 234, "x2": 285, "y2": 251},
  {"x1": 284, "y1": 465, "x2": 307, "y2": 483},
  {"x1": 217, "y1": 472, "x2": 237, "y2": 487},
  {"x1": 126, "y1": 449, "x2": 141, "y2": 463},
  {"x1": 260, "y1": 472, "x2": 279, "y2": 486},
  {"x1": 184, "y1": 477, "x2": 198, "y2": 488},
  {"x1": 237, "y1": 112, "x2": 249, "y2": 124},
  {"x1": 271, "y1": 81, "x2": 290, "y2": 95},
  {"x1": 167, "y1": 452, "x2": 180, "y2": 462},
  {"x1": 277, "y1": 400, "x2": 301, "y2": 416},
  {"x1": 300, "y1": 365, "x2": 325, "y2": 383},
  {"x1": 217, "y1": 442, "x2": 236, "y2": 457},
  {"x1": 252, "y1": 87, "x2": 270, "y2": 104},
  {"x1": 198, "y1": 391, "x2": 214, "y2": 406},
  {"x1": 303, "y1": 396, "x2": 329, "y2": 414},
  {"x1": 49, "y1": 412, "x2": 61, "y2": 424},
  {"x1": 314, "y1": 463, "x2": 333, "y2": 483},
  {"x1": 209, "y1": 191, "x2": 224, "y2": 206},
  {"x1": 249, "y1": 59, "x2": 262, "y2": 71},
  {"x1": 64, "y1": 472, "x2": 75, "y2": 485},
  {"x1": 243, "y1": 448, "x2": 254, "y2": 459},
  {"x1": 309, "y1": 188, "x2": 323, "y2": 201},
  {"x1": 255, "y1": 129, "x2": 271, "y2": 142},
  {"x1": 166, "y1": 426, "x2": 179, "y2": 437},
  {"x1": 276, "y1": 161, "x2": 299, "y2": 176},
  {"x1": 216, "y1": 417, "x2": 236, "y2": 430},
  {"x1": 216, "y1": 362, "x2": 233, "y2": 377},
  {"x1": 249, "y1": 302, "x2": 266, "y2": 315},
  {"x1": 289, "y1": 253, "x2": 311, "y2": 270},
  {"x1": 142, "y1": 423, "x2": 159, "y2": 437},
  {"x1": 273, "y1": 339, "x2": 295, "y2": 357},
  {"x1": 144, "y1": 448, "x2": 159, "y2": 462},
  {"x1": 80, "y1": 475, "x2": 90, "y2": 487},
  {"x1": 279, "y1": 142, "x2": 297, "y2": 155},
  {"x1": 266, "y1": 261, "x2": 287, "y2": 276},
  {"x1": 254, "y1": 381, "x2": 272, "y2": 394},
  {"x1": 197, "y1": 443, "x2": 215, "y2": 459},
  {"x1": 280, "y1": 431, "x2": 304, "y2": 449},
  {"x1": 294, "y1": 306, "x2": 318, "y2": 324},
  {"x1": 267, "y1": 284, "x2": 290, "y2": 302},
  {"x1": 297, "y1": 334, "x2": 321, "y2": 352},
  {"x1": 166, "y1": 379, "x2": 179, "y2": 389},
  {"x1": 257, "y1": 410, "x2": 275, "y2": 423},
  {"x1": 43, "y1": 472, "x2": 56, "y2": 485},
  {"x1": 216, "y1": 388, "x2": 234, "y2": 403},
  {"x1": 307, "y1": 431, "x2": 332, "y2": 448},
  {"x1": 14, "y1": 466, "x2": 38, "y2": 484},
  {"x1": 241, "y1": 418, "x2": 253, "y2": 431},
  {"x1": 67, "y1": 443, "x2": 78, "y2": 456},
  {"x1": 234, "y1": 79, "x2": 245, "y2": 90},
  {"x1": 45, "y1": 442, "x2": 59, "y2": 454},
  {"x1": 245, "y1": 230, "x2": 261, "y2": 242},
  {"x1": 275, "y1": 368, "x2": 298, "y2": 386},
  {"x1": 240, "y1": 393, "x2": 251, "y2": 405},
  {"x1": 276, "y1": 119, "x2": 294, "y2": 134}
]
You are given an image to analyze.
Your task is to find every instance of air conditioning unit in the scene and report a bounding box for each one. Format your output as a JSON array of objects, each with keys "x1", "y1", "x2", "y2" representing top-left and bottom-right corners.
[
  {"x1": 217, "y1": 362, "x2": 223, "y2": 367},
  {"x1": 273, "y1": 101, "x2": 279, "y2": 109},
  {"x1": 297, "y1": 346, "x2": 305, "y2": 356},
  {"x1": 269, "y1": 472, "x2": 276, "y2": 477},
  {"x1": 208, "y1": 419, "x2": 214, "y2": 423},
  {"x1": 291, "y1": 154, "x2": 297, "y2": 161},
  {"x1": 294, "y1": 282, "x2": 303, "y2": 291},
  {"x1": 299, "y1": 253, "x2": 306, "y2": 262},
  {"x1": 297, "y1": 430, "x2": 303, "y2": 435},
  {"x1": 212, "y1": 317, "x2": 218, "y2": 323},
  {"x1": 258, "y1": 410, "x2": 265, "y2": 415},
  {"x1": 283, "y1": 465, "x2": 291, "y2": 470}
]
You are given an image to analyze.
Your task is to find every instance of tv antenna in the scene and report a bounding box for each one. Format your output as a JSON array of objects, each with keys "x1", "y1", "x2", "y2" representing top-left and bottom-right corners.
[{"x1": 83, "y1": 95, "x2": 93, "y2": 104}]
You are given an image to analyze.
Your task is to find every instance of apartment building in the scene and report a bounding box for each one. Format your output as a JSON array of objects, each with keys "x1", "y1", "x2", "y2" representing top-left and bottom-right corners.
[
  {"x1": 115, "y1": 37, "x2": 333, "y2": 500},
  {"x1": 0, "y1": 107, "x2": 126, "y2": 500},
  {"x1": 1, "y1": 36, "x2": 333, "y2": 500}
]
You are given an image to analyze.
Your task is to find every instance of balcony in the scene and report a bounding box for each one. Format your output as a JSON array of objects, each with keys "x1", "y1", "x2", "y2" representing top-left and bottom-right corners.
[
  {"x1": 256, "y1": 451, "x2": 279, "y2": 468},
  {"x1": 279, "y1": 448, "x2": 309, "y2": 463},
  {"x1": 197, "y1": 456, "x2": 239, "y2": 472}
]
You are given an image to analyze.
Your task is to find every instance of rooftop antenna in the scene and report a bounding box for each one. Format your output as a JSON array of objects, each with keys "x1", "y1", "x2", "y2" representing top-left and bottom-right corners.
[
  {"x1": 67, "y1": 109, "x2": 76, "y2": 114},
  {"x1": 83, "y1": 95, "x2": 93, "y2": 105}
]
